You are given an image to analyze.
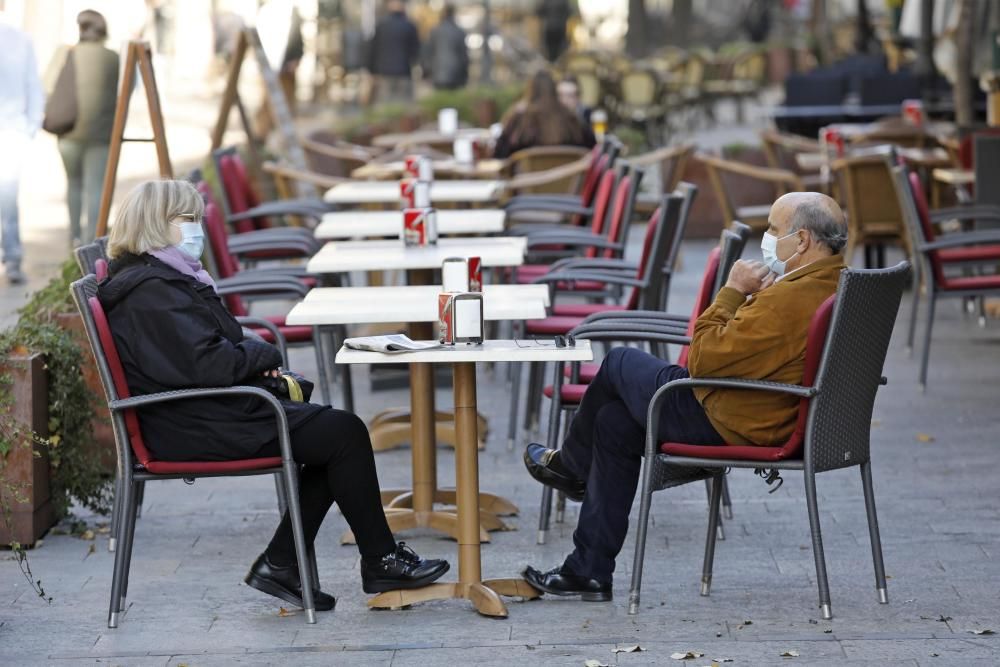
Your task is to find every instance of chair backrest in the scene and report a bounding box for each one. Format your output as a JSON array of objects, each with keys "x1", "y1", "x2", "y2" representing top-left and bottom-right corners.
[
  {"x1": 699, "y1": 153, "x2": 800, "y2": 228},
  {"x1": 213, "y1": 147, "x2": 270, "y2": 233},
  {"x1": 832, "y1": 152, "x2": 905, "y2": 251},
  {"x1": 619, "y1": 68, "x2": 660, "y2": 106},
  {"x1": 631, "y1": 143, "x2": 694, "y2": 197},
  {"x1": 784, "y1": 72, "x2": 847, "y2": 106},
  {"x1": 656, "y1": 181, "x2": 698, "y2": 312},
  {"x1": 805, "y1": 262, "x2": 910, "y2": 471},
  {"x1": 74, "y1": 237, "x2": 109, "y2": 276},
  {"x1": 507, "y1": 145, "x2": 591, "y2": 195},
  {"x1": 973, "y1": 135, "x2": 1000, "y2": 208},
  {"x1": 70, "y1": 275, "x2": 154, "y2": 471},
  {"x1": 712, "y1": 225, "x2": 749, "y2": 297},
  {"x1": 628, "y1": 190, "x2": 685, "y2": 312},
  {"x1": 584, "y1": 167, "x2": 618, "y2": 240},
  {"x1": 890, "y1": 163, "x2": 946, "y2": 286},
  {"x1": 199, "y1": 188, "x2": 250, "y2": 316},
  {"x1": 760, "y1": 129, "x2": 821, "y2": 173},
  {"x1": 857, "y1": 72, "x2": 920, "y2": 107},
  {"x1": 956, "y1": 127, "x2": 1000, "y2": 169},
  {"x1": 95, "y1": 259, "x2": 108, "y2": 281},
  {"x1": 595, "y1": 163, "x2": 644, "y2": 260},
  {"x1": 675, "y1": 242, "x2": 725, "y2": 369}
]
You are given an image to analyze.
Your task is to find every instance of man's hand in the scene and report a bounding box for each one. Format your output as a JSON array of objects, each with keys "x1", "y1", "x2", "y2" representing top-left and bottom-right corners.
[{"x1": 725, "y1": 260, "x2": 775, "y2": 296}]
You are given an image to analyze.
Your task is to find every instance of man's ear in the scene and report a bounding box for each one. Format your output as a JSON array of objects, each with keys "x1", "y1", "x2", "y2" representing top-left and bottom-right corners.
[{"x1": 796, "y1": 228, "x2": 811, "y2": 253}]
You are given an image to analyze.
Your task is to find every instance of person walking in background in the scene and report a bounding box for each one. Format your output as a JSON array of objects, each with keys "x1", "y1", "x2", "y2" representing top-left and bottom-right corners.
[
  {"x1": 45, "y1": 10, "x2": 119, "y2": 248},
  {"x1": 493, "y1": 70, "x2": 594, "y2": 159},
  {"x1": 0, "y1": 11, "x2": 43, "y2": 284},
  {"x1": 368, "y1": 0, "x2": 420, "y2": 103},
  {"x1": 537, "y1": 0, "x2": 571, "y2": 63},
  {"x1": 422, "y1": 4, "x2": 468, "y2": 91}
]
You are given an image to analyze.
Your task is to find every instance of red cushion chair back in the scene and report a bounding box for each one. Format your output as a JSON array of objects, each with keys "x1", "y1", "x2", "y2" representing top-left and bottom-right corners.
[
  {"x1": 676, "y1": 246, "x2": 722, "y2": 368},
  {"x1": 196, "y1": 183, "x2": 250, "y2": 315},
  {"x1": 95, "y1": 258, "x2": 108, "y2": 281},
  {"x1": 217, "y1": 153, "x2": 271, "y2": 233},
  {"x1": 87, "y1": 296, "x2": 155, "y2": 467},
  {"x1": 624, "y1": 206, "x2": 663, "y2": 310},
  {"x1": 906, "y1": 170, "x2": 947, "y2": 285},
  {"x1": 584, "y1": 169, "x2": 616, "y2": 243},
  {"x1": 594, "y1": 171, "x2": 633, "y2": 260},
  {"x1": 570, "y1": 152, "x2": 610, "y2": 227}
]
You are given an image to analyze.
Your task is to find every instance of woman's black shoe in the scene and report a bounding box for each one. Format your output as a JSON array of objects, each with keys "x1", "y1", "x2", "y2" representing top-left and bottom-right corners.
[
  {"x1": 523, "y1": 443, "x2": 586, "y2": 502},
  {"x1": 245, "y1": 553, "x2": 336, "y2": 611},
  {"x1": 361, "y1": 542, "x2": 450, "y2": 594},
  {"x1": 523, "y1": 565, "x2": 612, "y2": 601}
]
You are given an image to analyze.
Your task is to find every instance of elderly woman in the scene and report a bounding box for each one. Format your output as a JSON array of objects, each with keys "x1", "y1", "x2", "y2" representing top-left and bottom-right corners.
[{"x1": 98, "y1": 180, "x2": 448, "y2": 611}]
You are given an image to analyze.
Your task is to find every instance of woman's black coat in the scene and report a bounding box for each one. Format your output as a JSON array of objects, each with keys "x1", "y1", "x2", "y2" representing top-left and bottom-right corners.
[{"x1": 98, "y1": 253, "x2": 324, "y2": 461}]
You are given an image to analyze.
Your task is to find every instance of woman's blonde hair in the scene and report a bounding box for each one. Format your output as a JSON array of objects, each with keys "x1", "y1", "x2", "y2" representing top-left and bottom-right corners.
[{"x1": 107, "y1": 180, "x2": 204, "y2": 259}]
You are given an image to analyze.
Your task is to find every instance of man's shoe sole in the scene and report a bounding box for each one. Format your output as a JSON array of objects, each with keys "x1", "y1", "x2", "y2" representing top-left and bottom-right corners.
[
  {"x1": 244, "y1": 572, "x2": 336, "y2": 611},
  {"x1": 362, "y1": 562, "x2": 451, "y2": 594}
]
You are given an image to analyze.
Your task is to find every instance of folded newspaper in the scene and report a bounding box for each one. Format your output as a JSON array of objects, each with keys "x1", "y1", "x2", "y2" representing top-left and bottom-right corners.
[{"x1": 343, "y1": 334, "x2": 443, "y2": 353}]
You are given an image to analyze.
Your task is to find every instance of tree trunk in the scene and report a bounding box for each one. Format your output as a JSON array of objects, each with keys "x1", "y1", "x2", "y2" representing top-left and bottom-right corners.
[
  {"x1": 672, "y1": 0, "x2": 693, "y2": 48},
  {"x1": 954, "y1": 0, "x2": 976, "y2": 127},
  {"x1": 916, "y1": 0, "x2": 938, "y2": 102},
  {"x1": 626, "y1": 0, "x2": 650, "y2": 58},
  {"x1": 809, "y1": 0, "x2": 835, "y2": 66}
]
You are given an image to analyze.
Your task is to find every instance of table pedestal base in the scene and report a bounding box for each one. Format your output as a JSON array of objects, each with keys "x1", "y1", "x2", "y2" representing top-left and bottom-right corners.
[
  {"x1": 369, "y1": 408, "x2": 488, "y2": 451},
  {"x1": 341, "y1": 507, "x2": 509, "y2": 544},
  {"x1": 367, "y1": 578, "x2": 541, "y2": 617},
  {"x1": 380, "y1": 489, "x2": 519, "y2": 516}
]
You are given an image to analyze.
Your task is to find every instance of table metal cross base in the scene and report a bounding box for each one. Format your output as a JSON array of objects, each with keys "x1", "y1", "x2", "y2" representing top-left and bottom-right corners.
[{"x1": 367, "y1": 579, "x2": 541, "y2": 618}]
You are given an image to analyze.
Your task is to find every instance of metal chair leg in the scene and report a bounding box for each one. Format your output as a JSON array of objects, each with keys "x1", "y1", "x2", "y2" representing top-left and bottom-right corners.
[
  {"x1": 134, "y1": 481, "x2": 145, "y2": 518},
  {"x1": 282, "y1": 461, "x2": 316, "y2": 623},
  {"x1": 704, "y1": 479, "x2": 725, "y2": 540},
  {"x1": 107, "y1": 477, "x2": 135, "y2": 628},
  {"x1": 274, "y1": 472, "x2": 288, "y2": 516},
  {"x1": 108, "y1": 471, "x2": 123, "y2": 552},
  {"x1": 860, "y1": 462, "x2": 889, "y2": 604},
  {"x1": 701, "y1": 472, "x2": 724, "y2": 596},
  {"x1": 524, "y1": 362, "x2": 542, "y2": 435},
  {"x1": 307, "y1": 544, "x2": 320, "y2": 592},
  {"x1": 117, "y1": 479, "x2": 142, "y2": 614},
  {"x1": 803, "y1": 470, "x2": 833, "y2": 620},
  {"x1": 919, "y1": 292, "x2": 937, "y2": 390},
  {"x1": 555, "y1": 491, "x2": 566, "y2": 524},
  {"x1": 906, "y1": 265, "x2": 920, "y2": 354},
  {"x1": 537, "y1": 363, "x2": 563, "y2": 544},
  {"x1": 627, "y1": 451, "x2": 657, "y2": 615},
  {"x1": 721, "y1": 476, "x2": 733, "y2": 520}
]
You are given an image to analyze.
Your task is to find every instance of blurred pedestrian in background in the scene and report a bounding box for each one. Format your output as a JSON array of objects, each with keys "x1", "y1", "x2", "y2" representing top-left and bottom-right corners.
[
  {"x1": 0, "y1": 10, "x2": 43, "y2": 284},
  {"x1": 422, "y1": 4, "x2": 468, "y2": 91},
  {"x1": 368, "y1": 0, "x2": 420, "y2": 103},
  {"x1": 44, "y1": 10, "x2": 119, "y2": 248},
  {"x1": 537, "y1": 0, "x2": 571, "y2": 63},
  {"x1": 493, "y1": 70, "x2": 594, "y2": 159}
]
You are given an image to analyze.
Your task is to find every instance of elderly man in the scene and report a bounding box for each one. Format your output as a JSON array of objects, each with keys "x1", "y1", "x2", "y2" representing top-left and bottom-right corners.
[{"x1": 522, "y1": 192, "x2": 849, "y2": 601}]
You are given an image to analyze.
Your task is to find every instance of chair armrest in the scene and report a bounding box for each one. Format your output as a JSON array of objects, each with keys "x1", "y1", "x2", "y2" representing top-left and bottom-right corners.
[
  {"x1": 506, "y1": 194, "x2": 580, "y2": 207},
  {"x1": 550, "y1": 258, "x2": 639, "y2": 273},
  {"x1": 262, "y1": 160, "x2": 349, "y2": 190},
  {"x1": 919, "y1": 230, "x2": 1000, "y2": 252},
  {"x1": 227, "y1": 237, "x2": 318, "y2": 258},
  {"x1": 505, "y1": 199, "x2": 592, "y2": 216},
  {"x1": 568, "y1": 323, "x2": 693, "y2": 345},
  {"x1": 109, "y1": 387, "x2": 294, "y2": 460},
  {"x1": 929, "y1": 204, "x2": 1000, "y2": 223},
  {"x1": 525, "y1": 234, "x2": 622, "y2": 251},
  {"x1": 235, "y1": 316, "x2": 289, "y2": 366},
  {"x1": 506, "y1": 156, "x2": 591, "y2": 192},
  {"x1": 698, "y1": 153, "x2": 802, "y2": 188},
  {"x1": 575, "y1": 317, "x2": 689, "y2": 333},
  {"x1": 215, "y1": 276, "x2": 309, "y2": 298},
  {"x1": 534, "y1": 269, "x2": 646, "y2": 288},
  {"x1": 228, "y1": 200, "x2": 331, "y2": 223},
  {"x1": 582, "y1": 309, "x2": 688, "y2": 324},
  {"x1": 646, "y1": 377, "x2": 816, "y2": 457},
  {"x1": 227, "y1": 230, "x2": 319, "y2": 254}
]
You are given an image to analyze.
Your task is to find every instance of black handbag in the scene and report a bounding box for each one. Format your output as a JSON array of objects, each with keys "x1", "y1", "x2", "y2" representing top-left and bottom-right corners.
[
  {"x1": 43, "y1": 49, "x2": 78, "y2": 136},
  {"x1": 256, "y1": 370, "x2": 314, "y2": 403}
]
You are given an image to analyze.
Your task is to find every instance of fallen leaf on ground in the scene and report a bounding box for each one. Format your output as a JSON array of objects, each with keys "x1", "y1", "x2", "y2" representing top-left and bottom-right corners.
[
  {"x1": 713, "y1": 659, "x2": 734, "y2": 663},
  {"x1": 823, "y1": 629, "x2": 832, "y2": 634},
  {"x1": 584, "y1": 660, "x2": 609, "y2": 667},
  {"x1": 929, "y1": 653, "x2": 939, "y2": 657},
  {"x1": 96, "y1": 525, "x2": 110, "y2": 535},
  {"x1": 915, "y1": 433, "x2": 935, "y2": 443},
  {"x1": 968, "y1": 629, "x2": 995, "y2": 635},
  {"x1": 80, "y1": 530, "x2": 94, "y2": 541},
  {"x1": 671, "y1": 651, "x2": 705, "y2": 660},
  {"x1": 277, "y1": 607, "x2": 291, "y2": 617},
  {"x1": 612, "y1": 646, "x2": 642, "y2": 654},
  {"x1": 715, "y1": 632, "x2": 723, "y2": 638},
  {"x1": 780, "y1": 650, "x2": 800, "y2": 657},
  {"x1": 87, "y1": 543, "x2": 95, "y2": 555}
]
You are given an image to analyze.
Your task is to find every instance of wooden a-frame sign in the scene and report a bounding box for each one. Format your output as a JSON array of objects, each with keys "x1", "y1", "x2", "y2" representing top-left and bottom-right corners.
[
  {"x1": 210, "y1": 26, "x2": 311, "y2": 197},
  {"x1": 95, "y1": 40, "x2": 173, "y2": 238}
]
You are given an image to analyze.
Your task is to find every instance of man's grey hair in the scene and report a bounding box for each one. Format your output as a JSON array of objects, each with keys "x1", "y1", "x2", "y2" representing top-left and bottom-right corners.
[{"x1": 788, "y1": 200, "x2": 848, "y2": 254}]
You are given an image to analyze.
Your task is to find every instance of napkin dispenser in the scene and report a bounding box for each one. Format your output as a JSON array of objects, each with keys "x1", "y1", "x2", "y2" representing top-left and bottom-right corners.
[
  {"x1": 403, "y1": 207, "x2": 438, "y2": 246},
  {"x1": 438, "y1": 292, "x2": 484, "y2": 345},
  {"x1": 442, "y1": 256, "x2": 482, "y2": 292}
]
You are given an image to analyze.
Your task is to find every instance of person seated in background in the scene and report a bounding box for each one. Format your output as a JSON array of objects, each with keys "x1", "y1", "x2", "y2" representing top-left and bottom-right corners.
[
  {"x1": 521, "y1": 192, "x2": 849, "y2": 601},
  {"x1": 557, "y1": 74, "x2": 591, "y2": 126},
  {"x1": 493, "y1": 70, "x2": 595, "y2": 159},
  {"x1": 98, "y1": 180, "x2": 449, "y2": 612}
]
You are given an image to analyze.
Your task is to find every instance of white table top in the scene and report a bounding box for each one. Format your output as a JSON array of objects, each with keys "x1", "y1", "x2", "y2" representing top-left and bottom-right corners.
[
  {"x1": 306, "y1": 237, "x2": 527, "y2": 274},
  {"x1": 323, "y1": 180, "x2": 505, "y2": 205},
  {"x1": 286, "y1": 286, "x2": 548, "y2": 326},
  {"x1": 336, "y1": 339, "x2": 593, "y2": 364},
  {"x1": 302, "y1": 284, "x2": 550, "y2": 306},
  {"x1": 371, "y1": 127, "x2": 491, "y2": 148},
  {"x1": 314, "y1": 209, "x2": 506, "y2": 240}
]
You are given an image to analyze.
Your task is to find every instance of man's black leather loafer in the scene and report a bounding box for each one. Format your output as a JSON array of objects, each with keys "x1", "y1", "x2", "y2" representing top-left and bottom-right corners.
[
  {"x1": 523, "y1": 565, "x2": 612, "y2": 601},
  {"x1": 523, "y1": 443, "x2": 586, "y2": 502},
  {"x1": 361, "y1": 542, "x2": 450, "y2": 594},
  {"x1": 245, "y1": 553, "x2": 337, "y2": 611}
]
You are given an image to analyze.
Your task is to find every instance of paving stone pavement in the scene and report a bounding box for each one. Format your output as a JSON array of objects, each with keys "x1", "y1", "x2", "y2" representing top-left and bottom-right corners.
[{"x1": 2, "y1": 238, "x2": 999, "y2": 667}]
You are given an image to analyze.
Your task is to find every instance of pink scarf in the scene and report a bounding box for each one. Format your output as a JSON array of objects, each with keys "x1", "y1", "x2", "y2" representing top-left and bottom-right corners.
[{"x1": 148, "y1": 246, "x2": 217, "y2": 292}]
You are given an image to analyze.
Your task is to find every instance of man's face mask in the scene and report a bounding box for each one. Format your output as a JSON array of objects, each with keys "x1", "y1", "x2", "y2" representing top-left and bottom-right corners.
[{"x1": 761, "y1": 230, "x2": 799, "y2": 276}]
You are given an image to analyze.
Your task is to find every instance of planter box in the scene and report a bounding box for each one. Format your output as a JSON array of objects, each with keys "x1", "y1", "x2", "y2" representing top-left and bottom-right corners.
[
  {"x1": 0, "y1": 353, "x2": 55, "y2": 546},
  {"x1": 55, "y1": 312, "x2": 116, "y2": 474}
]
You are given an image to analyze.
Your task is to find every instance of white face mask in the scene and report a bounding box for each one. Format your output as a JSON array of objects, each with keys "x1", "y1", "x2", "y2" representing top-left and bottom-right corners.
[
  {"x1": 761, "y1": 230, "x2": 799, "y2": 276},
  {"x1": 171, "y1": 221, "x2": 205, "y2": 260}
]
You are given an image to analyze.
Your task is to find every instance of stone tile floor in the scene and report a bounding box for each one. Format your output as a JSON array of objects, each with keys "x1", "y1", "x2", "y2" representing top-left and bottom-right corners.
[{"x1": 2, "y1": 240, "x2": 999, "y2": 666}]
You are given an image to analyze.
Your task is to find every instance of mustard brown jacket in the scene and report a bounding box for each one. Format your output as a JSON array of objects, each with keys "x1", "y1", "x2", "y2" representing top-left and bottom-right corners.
[{"x1": 688, "y1": 254, "x2": 845, "y2": 446}]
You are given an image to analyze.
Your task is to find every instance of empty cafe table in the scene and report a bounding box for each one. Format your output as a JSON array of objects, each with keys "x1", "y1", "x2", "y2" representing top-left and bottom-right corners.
[
  {"x1": 351, "y1": 159, "x2": 506, "y2": 181},
  {"x1": 323, "y1": 180, "x2": 505, "y2": 206},
  {"x1": 314, "y1": 209, "x2": 506, "y2": 240},
  {"x1": 336, "y1": 339, "x2": 593, "y2": 617},
  {"x1": 371, "y1": 127, "x2": 491, "y2": 149},
  {"x1": 286, "y1": 285, "x2": 549, "y2": 543},
  {"x1": 306, "y1": 237, "x2": 526, "y2": 274}
]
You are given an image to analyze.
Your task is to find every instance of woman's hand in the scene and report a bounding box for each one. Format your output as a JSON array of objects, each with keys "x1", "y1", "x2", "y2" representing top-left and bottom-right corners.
[{"x1": 263, "y1": 368, "x2": 281, "y2": 378}]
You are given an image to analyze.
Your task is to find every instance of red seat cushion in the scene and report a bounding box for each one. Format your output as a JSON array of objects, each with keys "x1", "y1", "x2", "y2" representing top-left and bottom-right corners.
[
  {"x1": 144, "y1": 457, "x2": 282, "y2": 474},
  {"x1": 552, "y1": 303, "x2": 627, "y2": 317},
  {"x1": 660, "y1": 442, "x2": 786, "y2": 461},
  {"x1": 254, "y1": 316, "x2": 314, "y2": 343},
  {"x1": 939, "y1": 274, "x2": 1000, "y2": 291},
  {"x1": 525, "y1": 315, "x2": 584, "y2": 335},
  {"x1": 938, "y1": 244, "x2": 1000, "y2": 263},
  {"x1": 564, "y1": 362, "x2": 599, "y2": 383},
  {"x1": 542, "y1": 383, "x2": 587, "y2": 403}
]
